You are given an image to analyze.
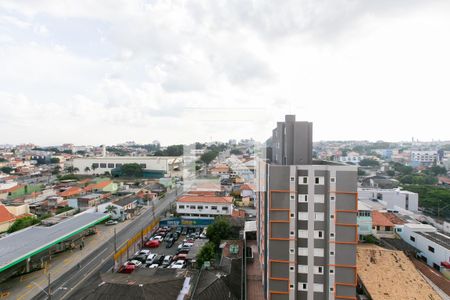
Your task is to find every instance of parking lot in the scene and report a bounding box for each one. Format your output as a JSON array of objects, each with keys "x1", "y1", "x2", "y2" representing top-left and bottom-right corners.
[{"x1": 118, "y1": 226, "x2": 208, "y2": 273}]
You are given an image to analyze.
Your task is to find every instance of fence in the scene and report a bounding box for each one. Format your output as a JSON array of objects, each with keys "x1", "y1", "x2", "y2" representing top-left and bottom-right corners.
[{"x1": 113, "y1": 217, "x2": 160, "y2": 269}]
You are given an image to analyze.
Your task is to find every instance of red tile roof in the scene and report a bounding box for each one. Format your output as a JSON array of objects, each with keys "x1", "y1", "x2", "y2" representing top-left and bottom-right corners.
[
  {"x1": 84, "y1": 180, "x2": 112, "y2": 192},
  {"x1": 232, "y1": 209, "x2": 246, "y2": 218},
  {"x1": 177, "y1": 195, "x2": 233, "y2": 204},
  {"x1": 0, "y1": 205, "x2": 15, "y2": 223},
  {"x1": 372, "y1": 211, "x2": 394, "y2": 227},
  {"x1": 59, "y1": 186, "x2": 83, "y2": 198},
  {"x1": 438, "y1": 177, "x2": 450, "y2": 185}
]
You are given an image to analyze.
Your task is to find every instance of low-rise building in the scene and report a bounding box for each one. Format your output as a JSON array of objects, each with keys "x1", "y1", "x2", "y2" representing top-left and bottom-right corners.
[
  {"x1": 358, "y1": 188, "x2": 418, "y2": 212},
  {"x1": 210, "y1": 164, "x2": 230, "y2": 175},
  {"x1": 410, "y1": 150, "x2": 438, "y2": 167},
  {"x1": 398, "y1": 223, "x2": 450, "y2": 275},
  {"x1": 371, "y1": 211, "x2": 404, "y2": 238},
  {"x1": 176, "y1": 195, "x2": 233, "y2": 218},
  {"x1": 0, "y1": 204, "x2": 15, "y2": 233},
  {"x1": 357, "y1": 201, "x2": 372, "y2": 240},
  {"x1": 69, "y1": 193, "x2": 104, "y2": 210}
]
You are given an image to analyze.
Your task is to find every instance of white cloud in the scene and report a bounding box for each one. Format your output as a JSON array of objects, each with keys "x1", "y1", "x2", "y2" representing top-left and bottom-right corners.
[{"x1": 0, "y1": 0, "x2": 449, "y2": 145}]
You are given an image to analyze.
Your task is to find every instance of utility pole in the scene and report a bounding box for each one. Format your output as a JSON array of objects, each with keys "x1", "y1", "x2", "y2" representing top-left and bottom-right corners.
[
  {"x1": 114, "y1": 228, "x2": 117, "y2": 253},
  {"x1": 47, "y1": 272, "x2": 51, "y2": 300}
]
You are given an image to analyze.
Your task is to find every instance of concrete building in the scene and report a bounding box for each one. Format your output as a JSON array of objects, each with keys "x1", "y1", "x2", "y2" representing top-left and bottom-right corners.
[
  {"x1": 256, "y1": 115, "x2": 358, "y2": 300},
  {"x1": 398, "y1": 223, "x2": 450, "y2": 276},
  {"x1": 358, "y1": 188, "x2": 418, "y2": 212},
  {"x1": 357, "y1": 201, "x2": 372, "y2": 240},
  {"x1": 176, "y1": 195, "x2": 233, "y2": 218},
  {"x1": 72, "y1": 156, "x2": 182, "y2": 177},
  {"x1": 410, "y1": 150, "x2": 438, "y2": 167}
]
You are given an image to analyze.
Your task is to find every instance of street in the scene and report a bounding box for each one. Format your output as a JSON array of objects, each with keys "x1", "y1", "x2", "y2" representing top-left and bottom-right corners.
[{"x1": 31, "y1": 187, "x2": 180, "y2": 300}]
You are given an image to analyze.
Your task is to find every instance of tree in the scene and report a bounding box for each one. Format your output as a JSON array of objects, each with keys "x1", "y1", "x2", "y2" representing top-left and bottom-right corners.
[
  {"x1": 105, "y1": 205, "x2": 117, "y2": 216},
  {"x1": 200, "y1": 150, "x2": 219, "y2": 165},
  {"x1": 357, "y1": 168, "x2": 366, "y2": 176},
  {"x1": 206, "y1": 217, "x2": 231, "y2": 247},
  {"x1": 73, "y1": 167, "x2": 79, "y2": 174},
  {"x1": 359, "y1": 159, "x2": 380, "y2": 167},
  {"x1": 196, "y1": 241, "x2": 216, "y2": 268},
  {"x1": 84, "y1": 166, "x2": 91, "y2": 173},
  {"x1": 91, "y1": 163, "x2": 98, "y2": 173},
  {"x1": 120, "y1": 163, "x2": 143, "y2": 177},
  {"x1": 0, "y1": 166, "x2": 13, "y2": 174},
  {"x1": 50, "y1": 157, "x2": 60, "y2": 164},
  {"x1": 230, "y1": 149, "x2": 243, "y2": 155},
  {"x1": 7, "y1": 216, "x2": 40, "y2": 233},
  {"x1": 66, "y1": 166, "x2": 75, "y2": 173},
  {"x1": 430, "y1": 165, "x2": 447, "y2": 176}
]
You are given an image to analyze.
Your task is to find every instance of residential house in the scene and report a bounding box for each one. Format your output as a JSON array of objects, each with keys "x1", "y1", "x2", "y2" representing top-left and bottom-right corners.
[
  {"x1": 357, "y1": 201, "x2": 372, "y2": 240},
  {"x1": 59, "y1": 186, "x2": 83, "y2": 199},
  {"x1": 112, "y1": 197, "x2": 138, "y2": 220},
  {"x1": 84, "y1": 180, "x2": 118, "y2": 194},
  {"x1": 371, "y1": 211, "x2": 404, "y2": 238},
  {"x1": 70, "y1": 193, "x2": 104, "y2": 210},
  {"x1": 239, "y1": 184, "x2": 255, "y2": 200},
  {"x1": 0, "y1": 204, "x2": 15, "y2": 233},
  {"x1": 210, "y1": 164, "x2": 230, "y2": 176}
]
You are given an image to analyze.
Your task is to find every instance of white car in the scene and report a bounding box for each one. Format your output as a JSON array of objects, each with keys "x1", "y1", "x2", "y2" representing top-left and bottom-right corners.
[
  {"x1": 151, "y1": 235, "x2": 164, "y2": 242},
  {"x1": 148, "y1": 263, "x2": 159, "y2": 268},
  {"x1": 125, "y1": 260, "x2": 142, "y2": 267},
  {"x1": 145, "y1": 253, "x2": 157, "y2": 265},
  {"x1": 170, "y1": 260, "x2": 186, "y2": 269},
  {"x1": 135, "y1": 249, "x2": 151, "y2": 256}
]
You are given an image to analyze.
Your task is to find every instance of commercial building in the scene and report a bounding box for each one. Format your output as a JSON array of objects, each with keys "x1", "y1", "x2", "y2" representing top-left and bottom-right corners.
[
  {"x1": 410, "y1": 150, "x2": 438, "y2": 167},
  {"x1": 358, "y1": 188, "x2": 418, "y2": 212},
  {"x1": 176, "y1": 194, "x2": 233, "y2": 218},
  {"x1": 398, "y1": 223, "x2": 450, "y2": 275},
  {"x1": 72, "y1": 156, "x2": 182, "y2": 178},
  {"x1": 256, "y1": 115, "x2": 358, "y2": 300}
]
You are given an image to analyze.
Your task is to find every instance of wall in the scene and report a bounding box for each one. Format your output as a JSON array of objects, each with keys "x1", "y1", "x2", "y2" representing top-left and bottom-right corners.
[
  {"x1": 73, "y1": 157, "x2": 174, "y2": 175},
  {"x1": 176, "y1": 201, "x2": 233, "y2": 217}
]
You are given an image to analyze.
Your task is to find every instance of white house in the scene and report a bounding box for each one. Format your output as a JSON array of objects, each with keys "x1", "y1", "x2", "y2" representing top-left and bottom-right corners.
[
  {"x1": 358, "y1": 188, "x2": 419, "y2": 212},
  {"x1": 398, "y1": 223, "x2": 450, "y2": 275},
  {"x1": 176, "y1": 195, "x2": 233, "y2": 218}
]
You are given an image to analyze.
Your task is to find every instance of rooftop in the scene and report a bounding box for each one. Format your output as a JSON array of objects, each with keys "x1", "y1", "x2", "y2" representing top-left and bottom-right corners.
[
  {"x1": 0, "y1": 212, "x2": 109, "y2": 272},
  {"x1": 0, "y1": 205, "x2": 15, "y2": 224},
  {"x1": 371, "y1": 211, "x2": 394, "y2": 227},
  {"x1": 357, "y1": 245, "x2": 441, "y2": 300},
  {"x1": 417, "y1": 231, "x2": 450, "y2": 251},
  {"x1": 177, "y1": 195, "x2": 233, "y2": 204}
]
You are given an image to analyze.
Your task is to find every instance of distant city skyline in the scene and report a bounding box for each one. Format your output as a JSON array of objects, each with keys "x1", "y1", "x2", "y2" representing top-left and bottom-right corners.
[{"x1": 1, "y1": 1, "x2": 449, "y2": 145}]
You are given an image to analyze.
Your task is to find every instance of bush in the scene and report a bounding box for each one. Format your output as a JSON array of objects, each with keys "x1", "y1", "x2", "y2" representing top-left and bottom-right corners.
[
  {"x1": 196, "y1": 241, "x2": 216, "y2": 268},
  {"x1": 206, "y1": 217, "x2": 231, "y2": 247},
  {"x1": 7, "y1": 216, "x2": 40, "y2": 233}
]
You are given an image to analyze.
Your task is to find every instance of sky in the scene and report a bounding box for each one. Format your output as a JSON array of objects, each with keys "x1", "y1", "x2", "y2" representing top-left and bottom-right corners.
[{"x1": 0, "y1": 0, "x2": 449, "y2": 146}]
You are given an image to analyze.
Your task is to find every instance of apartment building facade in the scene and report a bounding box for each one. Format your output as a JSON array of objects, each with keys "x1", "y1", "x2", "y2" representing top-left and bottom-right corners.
[
  {"x1": 176, "y1": 195, "x2": 233, "y2": 218},
  {"x1": 257, "y1": 115, "x2": 357, "y2": 300}
]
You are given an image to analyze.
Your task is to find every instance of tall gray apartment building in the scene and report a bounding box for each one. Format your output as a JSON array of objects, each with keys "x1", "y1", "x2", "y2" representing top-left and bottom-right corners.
[{"x1": 256, "y1": 115, "x2": 357, "y2": 300}]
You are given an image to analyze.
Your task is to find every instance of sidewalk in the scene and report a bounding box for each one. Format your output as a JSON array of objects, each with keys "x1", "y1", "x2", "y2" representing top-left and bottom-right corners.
[
  {"x1": 246, "y1": 240, "x2": 264, "y2": 300},
  {"x1": 0, "y1": 205, "x2": 153, "y2": 300}
]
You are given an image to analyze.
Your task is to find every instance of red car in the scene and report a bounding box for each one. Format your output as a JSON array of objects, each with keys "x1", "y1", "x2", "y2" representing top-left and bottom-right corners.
[
  {"x1": 145, "y1": 240, "x2": 160, "y2": 248},
  {"x1": 119, "y1": 264, "x2": 136, "y2": 274}
]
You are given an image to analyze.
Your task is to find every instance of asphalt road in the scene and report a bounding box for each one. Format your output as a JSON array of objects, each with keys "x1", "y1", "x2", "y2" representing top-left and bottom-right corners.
[{"x1": 32, "y1": 187, "x2": 181, "y2": 300}]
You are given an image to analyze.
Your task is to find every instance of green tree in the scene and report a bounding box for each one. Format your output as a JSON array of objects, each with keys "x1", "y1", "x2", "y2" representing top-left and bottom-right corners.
[
  {"x1": 206, "y1": 217, "x2": 231, "y2": 247},
  {"x1": 0, "y1": 166, "x2": 13, "y2": 174},
  {"x1": 7, "y1": 216, "x2": 40, "y2": 233},
  {"x1": 196, "y1": 241, "x2": 216, "y2": 268},
  {"x1": 359, "y1": 159, "x2": 380, "y2": 167},
  {"x1": 84, "y1": 166, "x2": 91, "y2": 173},
  {"x1": 120, "y1": 163, "x2": 144, "y2": 177},
  {"x1": 91, "y1": 163, "x2": 98, "y2": 173},
  {"x1": 200, "y1": 150, "x2": 219, "y2": 165},
  {"x1": 0, "y1": 157, "x2": 8, "y2": 162},
  {"x1": 50, "y1": 157, "x2": 60, "y2": 164},
  {"x1": 230, "y1": 149, "x2": 243, "y2": 155},
  {"x1": 357, "y1": 168, "x2": 366, "y2": 176},
  {"x1": 430, "y1": 165, "x2": 447, "y2": 176}
]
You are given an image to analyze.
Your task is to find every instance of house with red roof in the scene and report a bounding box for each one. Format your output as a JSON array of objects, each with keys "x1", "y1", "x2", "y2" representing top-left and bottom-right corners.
[
  {"x1": 83, "y1": 180, "x2": 118, "y2": 193},
  {"x1": 371, "y1": 211, "x2": 404, "y2": 238},
  {"x1": 0, "y1": 204, "x2": 16, "y2": 233}
]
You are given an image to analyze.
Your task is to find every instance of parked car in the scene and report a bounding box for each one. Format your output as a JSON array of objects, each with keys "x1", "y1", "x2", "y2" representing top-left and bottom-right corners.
[
  {"x1": 166, "y1": 238, "x2": 175, "y2": 248},
  {"x1": 173, "y1": 253, "x2": 188, "y2": 261},
  {"x1": 173, "y1": 232, "x2": 180, "y2": 241},
  {"x1": 125, "y1": 260, "x2": 142, "y2": 268},
  {"x1": 145, "y1": 253, "x2": 158, "y2": 265},
  {"x1": 119, "y1": 264, "x2": 136, "y2": 273},
  {"x1": 156, "y1": 255, "x2": 165, "y2": 265},
  {"x1": 105, "y1": 220, "x2": 118, "y2": 226},
  {"x1": 148, "y1": 263, "x2": 159, "y2": 269},
  {"x1": 176, "y1": 227, "x2": 182, "y2": 235},
  {"x1": 194, "y1": 228, "x2": 201, "y2": 238},
  {"x1": 162, "y1": 255, "x2": 173, "y2": 267},
  {"x1": 200, "y1": 228, "x2": 207, "y2": 239},
  {"x1": 170, "y1": 260, "x2": 186, "y2": 269},
  {"x1": 135, "y1": 249, "x2": 151, "y2": 256},
  {"x1": 181, "y1": 227, "x2": 188, "y2": 235},
  {"x1": 187, "y1": 228, "x2": 194, "y2": 235},
  {"x1": 151, "y1": 235, "x2": 164, "y2": 242},
  {"x1": 145, "y1": 240, "x2": 160, "y2": 248},
  {"x1": 164, "y1": 233, "x2": 173, "y2": 242},
  {"x1": 133, "y1": 254, "x2": 148, "y2": 263}
]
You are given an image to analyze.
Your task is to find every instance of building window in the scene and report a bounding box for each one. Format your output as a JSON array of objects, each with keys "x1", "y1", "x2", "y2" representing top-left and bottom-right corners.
[
  {"x1": 298, "y1": 265, "x2": 308, "y2": 273},
  {"x1": 289, "y1": 284, "x2": 294, "y2": 289},
  {"x1": 330, "y1": 251, "x2": 335, "y2": 256},
  {"x1": 178, "y1": 205, "x2": 185, "y2": 209},
  {"x1": 197, "y1": 206, "x2": 203, "y2": 210},
  {"x1": 100, "y1": 163, "x2": 106, "y2": 168},
  {"x1": 205, "y1": 206, "x2": 208, "y2": 209},
  {"x1": 330, "y1": 233, "x2": 335, "y2": 238},
  {"x1": 314, "y1": 212, "x2": 324, "y2": 221},
  {"x1": 290, "y1": 195, "x2": 295, "y2": 200},
  {"x1": 314, "y1": 230, "x2": 324, "y2": 239},
  {"x1": 289, "y1": 266, "x2": 294, "y2": 272},
  {"x1": 330, "y1": 177, "x2": 336, "y2": 183},
  {"x1": 298, "y1": 283, "x2": 307, "y2": 291},
  {"x1": 190, "y1": 205, "x2": 196, "y2": 209},
  {"x1": 107, "y1": 163, "x2": 114, "y2": 168},
  {"x1": 428, "y1": 246, "x2": 435, "y2": 253},
  {"x1": 298, "y1": 230, "x2": 308, "y2": 238},
  {"x1": 211, "y1": 206, "x2": 217, "y2": 210},
  {"x1": 222, "y1": 207, "x2": 228, "y2": 211},
  {"x1": 330, "y1": 287, "x2": 334, "y2": 292},
  {"x1": 330, "y1": 196, "x2": 335, "y2": 201},
  {"x1": 298, "y1": 212, "x2": 308, "y2": 220},
  {"x1": 299, "y1": 177, "x2": 308, "y2": 184},
  {"x1": 290, "y1": 176, "x2": 295, "y2": 182},
  {"x1": 410, "y1": 236, "x2": 415, "y2": 242},
  {"x1": 330, "y1": 269, "x2": 334, "y2": 274},
  {"x1": 92, "y1": 163, "x2": 99, "y2": 168},
  {"x1": 298, "y1": 194, "x2": 308, "y2": 202},
  {"x1": 314, "y1": 177, "x2": 324, "y2": 185},
  {"x1": 290, "y1": 231, "x2": 295, "y2": 236},
  {"x1": 314, "y1": 266, "x2": 323, "y2": 274},
  {"x1": 115, "y1": 163, "x2": 122, "y2": 168},
  {"x1": 290, "y1": 248, "x2": 294, "y2": 254}
]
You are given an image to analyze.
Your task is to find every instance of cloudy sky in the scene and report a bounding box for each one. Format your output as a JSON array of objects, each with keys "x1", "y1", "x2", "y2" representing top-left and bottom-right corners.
[{"x1": 0, "y1": 0, "x2": 449, "y2": 146}]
